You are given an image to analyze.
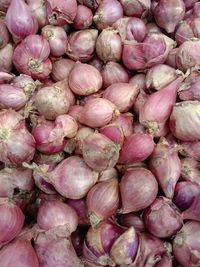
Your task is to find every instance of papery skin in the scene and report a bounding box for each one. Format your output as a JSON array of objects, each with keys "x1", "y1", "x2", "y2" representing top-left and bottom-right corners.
[
  {"x1": 120, "y1": 0, "x2": 151, "y2": 17},
  {"x1": 179, "y1": 140, "x2": 200, "y2": 160},
  {"x1": 0, "y1": 43, "x2": 13, "y2": 72},
  {"x1": 74, "y1": 5, "x2": 93, "y2": 30}
]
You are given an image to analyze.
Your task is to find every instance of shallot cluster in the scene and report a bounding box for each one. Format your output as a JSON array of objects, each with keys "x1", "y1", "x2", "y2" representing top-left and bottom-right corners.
[{"x1": 0, "y1": 0, "x2": 200, "y2": 266}]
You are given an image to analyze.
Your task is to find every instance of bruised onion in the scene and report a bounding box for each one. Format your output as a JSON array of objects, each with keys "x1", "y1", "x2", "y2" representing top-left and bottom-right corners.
[
  {"x1": 0, "y1": 199, "x2": 24, "y2": 247},
  {"x1": 74, "y1": 5, "x2": 93, "y2": 29},
  {"x1": 103, "y1": 82, "x2": 139, "y2": 112},
  {"x1": 93, "y1": 0, "x2": 123, "y2": 30},
  {"x1": 45, "y1": 156, "x2": 98, "y2": 199},
  {"x1": 0, "y1": 20, "x2": 9, "y2": 49},
  {"x1": 0, "y1": 109, "x2": 35, "y2": 165},
  {"x1": 51, "y1": 58, "x2": 75, "y2": 82},
  {"x1": 149, "y1": 137, "x2": 181, "y2": 198},
  {"x1": 34, "y1": 80, "x2": 74, "y2": 120},
  {"x1": 119, "y1": 133, "x2": 155, "y2": 164},
  {"x1": 120, "y1": 168, "x2": 158, "y2": 213},
  {"x1": 101, "y1": 62, "x2": 129, "y2": 88},
  {"x1": 81, "y1": 132, "x2": 120, "y2": 171},
  {"x1": 0, "y1": 239, "x2": 39, "y2": 267},
  {"x1": 46, "y1": 0, "x2": 78, "y2": 26},
  {"x1": 152, "y1": 0, "x2": 185, "y2": 33},
  {"x1": 120, "y1": 0, "x2": 151, "y2": 17},
  {"x1": 41, "y1": 25, "x2": 68, "y2": 57},
  {"x1": 37, "y1": 200, "x2": 78, "y2": 233},
  {"x1": 87, "y1": 178, "x2": 119, "y2": 226},
  {"x1": 96, "y1": 28, "x2": 122, "y2": 63},
  {"x1": 0, "y1": 43, "x2": 13, "y2": 71},
  {"x1": 140, "y1": 77, "x2": 183, "y2": 136},
  {"x1": 67, "y1": 29, "x2": 98, "y2": 62},
  {"x1": 13, "y1": 34, "x2": 52, "y2": 80},
  {"x1": 69, "y1": 62, "x2": 102, "y2": 96},
  {"x1": 144, "y1": 197, "x2": 183, "y2": 238},
  {"x1": 181, "y1": 157, "x2": 200, "y2": 185},
  {"x1": 79, "y1": 98, "x2": 119, "y2": 128},
  {"x1": 5, "y1": 0, "x2": 38, "y2": 42},
  {"x1": 169, "y1": 101, "x2": 200, "y2": 141},
  {"x1": 173, "y1": 221, "x2": 200, "y2": 267},
  {"x1": 67, "y1": 198, "x2": 89, "y2": 226}
]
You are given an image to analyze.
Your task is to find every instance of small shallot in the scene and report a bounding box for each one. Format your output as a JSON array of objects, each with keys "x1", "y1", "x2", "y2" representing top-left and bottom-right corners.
[
  {"x1": 73, "y1": 5, "x2": 93, "y2": 30},
  {"x1": 67, "y1": 198, "x2": 89, "y2": 226},
  {"x1": 51, "y1": 58, "x2": 75, "y2": 82}
]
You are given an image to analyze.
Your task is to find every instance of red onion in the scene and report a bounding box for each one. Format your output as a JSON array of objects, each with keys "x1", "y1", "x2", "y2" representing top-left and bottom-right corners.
[
  {"x1": 120, "y1": 0, "x2": 151, "y2": 17},
  {"x1": 174, "y1": 181, "x2": 200, "y2": 211},
  {"x1": 37, "y1": 200, "x2": 78, "y2": 233},
  {"x1": 93, "y1": 0, "x2": 123, "y2": 30},
  {"x1": 101, "y1": 62, "x2": 129, "y2": 88},
  {"x1": 179, "y1": 140, "x2": 200, "y2": 160},
  {"x1": 0, "y1": 43, "x2": 13, "y2": 71},
  {"x1": 169, "y1": 101, "x2": 200, "y2": 141},
  {"x1": 34, "y1": 80, "x2": 75, "y2": 120},
  {"x1": 119, "y1": 133, "x2": 155, "y2": 164},
  {"x1": 100, "y1": 123, "x2": 124, "y2": 146},
  {"x1": 152, "y1": 0, "x2": 185, "y2": 33},
  {"x1": 96, "y1": 28, "x2": 122, "y2": 63},
  {"x1": 26, "y1": 0, "x2": 48, "y2": 28},
  {"x1": 51, "y1": 58, "x2": 75, "y2": 82},
  {"x1": 13, "y1": 34, "x2": 52, "y2": 80},
  {"x1": 41, "y1": 25, "x2": 68, "y2": 57},
  {"x1": 67, "y1": 29, "x2": 98, "y2": 62},
  {"x1": 99, "y1": 167, "x2": 118, "y2": 182},
  {"x1": 87, "y1": 178, "x2": 119, "y2": 226},
  {"x1": 89, "y1": 56, "x2": 103, "y2": 72},
  {"x1": 0, "y1": 70, "x2": 14, "y2": 84},
  {"x1": 81, "y1": 132, "x2": 120, "y2": 171},
  {"x1": 69, "y1": 62, "x2": 102, "y2": 96},
  {"x1": 35, "y1": 228, "x2": 81, "y2": 267},
  {"x1": 146, "y1": 64, "x2": 180, "y2": 91},
  {"x1": 176, "y1": 40, "x2": 200, "y2": 71},
  {"x1": 0, "y1": 20, "x2": 9, "y2": 49},
  {"x1": 5, "y1": 0, "x2": 38, "y2": 42},
  {"x1": 123, "y1": 33, "x2": 175, "y2": 70},
  {"x1": 112, "y1": 113, "x2": 134, "y2": 137},
  {"x1": 46, "y1": 156, "x2": 98, "y2": 199},
  {"x1": 165, "y1": 48, "x2": 178, "y2": 69},
  {"x1": 119, "y1": 213, "x2": 146, "y2": 232},
  {"x1": 149, "y1": 137, "x2": 181, "y2": 198},
  {"x1": 79, "y1": 98, "x2": 119, "y2": 128},
  {"x1": 173, "y1": 221, "x2": 200, "y2": 267},
  {"x1": 144, "y1": 197, "x2": 183, "y2": 238},
  {"x1": 103, "y1": 82, "x2": 139, "y2": 112},
  {"x1": 83, "y1": 220, "x2": 124, "y2": 265},
  {"x1": 68, "y1": 105, "x2": 84, "y2": 122},
  {"x1": 46, "y1": 0, "x2": 78, "y2": 26},
  {"x1": 71, "y1": 227, "x2": 87, "y2": 256},
  {"x1": 80, "y1": 91, "x2": 104, "y2": 106},
  {"x1": 139, "y1": 77, "x2": 183, "y2": 136},
  {"x1": 0, "y1": 109, "x2": 35, "y2": 165},
  {"x1": 0, "y1": 239, "x2": 39, "y2": 267},
  {"x1": 67, "y1": 198, "x2": 89, "y2": 226},
  {"x1": 74, "y1": 5, "x2": 93, "y2": 30},
  {"x1": 181, "y1": 157, "x2": 200, "y2": 185},
  {"x1": 0, "y1": 199, "x2": 24, "y2": 247},
  {"x1": 120, "y1": 168, "x2": 158, "y2": 213},
  {"x1": 0, "y1": 167, "x2": 33, "y2": 198},
  {"x1": 0, "y1": 0, "x2": 11, "y2": 12},
  {"x1": 178, "y1": 71, "x2": 200, "y2": 101}
]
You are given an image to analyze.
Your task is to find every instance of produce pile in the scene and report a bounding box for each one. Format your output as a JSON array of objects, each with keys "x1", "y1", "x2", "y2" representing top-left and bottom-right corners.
[{"x1": 0, "y1": 0, "x2": 200, "y2": 266}]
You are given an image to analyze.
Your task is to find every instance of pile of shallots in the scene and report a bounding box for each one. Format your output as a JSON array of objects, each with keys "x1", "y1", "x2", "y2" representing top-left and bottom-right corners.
[{"x1": 0, "y1": 0, "x2": 200, "y2": 266}]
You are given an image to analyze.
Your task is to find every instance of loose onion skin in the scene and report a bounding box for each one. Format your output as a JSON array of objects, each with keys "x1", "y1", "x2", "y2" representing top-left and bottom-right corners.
[{"x1": 120, "y1": 168, "x2": 158, "y2": 214}]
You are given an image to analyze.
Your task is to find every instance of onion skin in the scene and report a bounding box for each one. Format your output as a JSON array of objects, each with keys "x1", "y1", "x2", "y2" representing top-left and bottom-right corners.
[
  {"x1": 0, "y1": 43, "x2": 13, "y2": 72},
  {"x1": 149, "y1": 137, "x2": 181, "y2": 198},
  {"x1": 169, "y1": 101, "x2": 200, "y2": 141},
  {"x1": 139, "y1": 77, "x2": 183, "y2": 136},
  {"x1": 67, "y1": 29, "x2": 98, "y2": 62},
  {"x1": 78, "y1": 0, "x2": 101, "y2": 10},
  {"x1": 165, "y1": 48, "x2": 178, "y2": 69},
  {"x1": 51, "y1": 59, "x2": 75, "y2": 82},
  {"x1": 182, "y1": 193, "x2": 200, "y2": 222},
  {"x1": 181, "y1": 157, "x2": 200, "y2": 185},
  {"x1": 87, "y1": 178, "x2": 119, "y2": 226},
  {"x1": 69, "y1": 62, "x2": 103, "y2": 96},
  {"x1": 0, "y1": 239, "x2": 39, "y2": 267},
  {"x1": 120, "y1": 168, "x2": 158, "y2": 213},
  {"x1": 26, "y1": 0, "x2": 48, "y2": 28},
  {"x1": 13, "y1": 34, "x2": 52, "y2": 80},
  {"x1": 37, "y1": 200, "x2": 78, "y2": 233},
  {"x1": 119, "y1": 213, "x2": 146, "y2": 232},
  {"x1": 47, "y1": 156, "x2": 98, "y2": 199},
  {"x1": 119, "y1": 133, "x2": 154, "y2": 164},
  {"x1": 67, "y1": 198, "x2": 89, "y2": 226},
  {"x1": 103, "y1": 82, "x2": 139, "y2": 112},
  {"x1": 152, "y1": 0, "x2": 185, "y2": 33},
  {"x1": 79, "y1": 98, "x2": 119, "y2": 128},
  {"x1": 112, "y1": 113, "x2": 134, "y2": 137},
  {"x1": 89, "y1": 56, "x2": 104, "y2": 72},
  {"x1": 120, "y1": 0, "x2": 151, "y2": 17},
  {"x1": 0, "y1": 200, "x2": 25, "y2": 247},
  {"x1": 100, "y1": 123, "x2": 124, "y2": 146},
  {"x1": 173, "y1": 221, "x2": 200, "y2": 267},
  {"x1": 74, "y1": 5, "x2": 93, "y2": 30},
  {"x1": 144, "y1": 197, "x2": 183, "y2": 238},
  {"x1": 0, "y1": 0, "x2": 11, "y2": 12},
  {"x1": 179, "y1": 140, "x2": 200, "y2": 160},
  {"x1": 46, "y1": 0, "x2": 78, "y2": 26},
  {"x1": 0, "y1": 71, "x2": 14, "y2": 84},
  {"x1": 0, "y1": 20, "x2": 9, "y2": 49},
  {"x1": 81, "y1": 132, "x2": 120, "y2": 171},
  {"x1": 93, "y1": 0, "x2": 123, "y2": 30}
]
